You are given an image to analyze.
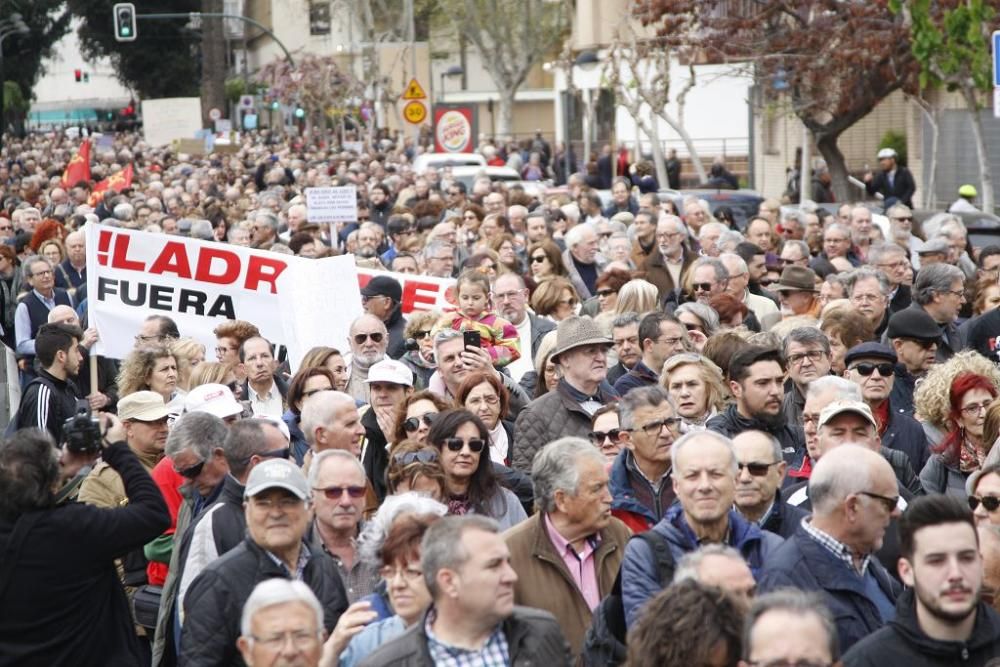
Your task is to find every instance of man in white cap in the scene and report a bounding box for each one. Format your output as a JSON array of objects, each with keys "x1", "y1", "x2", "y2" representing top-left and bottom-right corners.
[
  {"x1": 361, "y1": 358, "x2": 413, "y2": 501},
  {"x1": 513, "y1": 316, "x2": 617, "y2": 473},
  {"x1": 184, "y1": 382, "x2": 244, "y2": 424},
  {"x1": 179, "y1": 459, "x2": 348, "y2": 667},
  {"x1": 864, "y1": 147, "x2": 915, "y2": 209}
]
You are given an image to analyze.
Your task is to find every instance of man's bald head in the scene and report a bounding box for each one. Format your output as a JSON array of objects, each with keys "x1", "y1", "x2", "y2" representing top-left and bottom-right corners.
[
  {"x1": 809, "y1": 445, "x2": 894, "y2": 516},
  {"x1": 47, "y1": 305, "x2": 79, "y2": 326}
]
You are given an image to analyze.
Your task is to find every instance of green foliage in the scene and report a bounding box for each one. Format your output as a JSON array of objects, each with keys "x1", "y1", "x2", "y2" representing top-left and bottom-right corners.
[
  {"x1": 225, "y1": 78, "x2": 266, "y2": 105},
  {"x1": 66, "y1": 0, "x2": 201, "y2": 99},
  {"x1": 890, "y1": 0, "x2": 998, "y2": 100},
  {"x1": 1, "y1": 2, "x2": 72, "y2": 103},
  {"x1": 3, "y1": 81, "x2": 27, "y2": 114},
  {"x1": 879, "y1": 130, "x2": 908, "y2": 166}
]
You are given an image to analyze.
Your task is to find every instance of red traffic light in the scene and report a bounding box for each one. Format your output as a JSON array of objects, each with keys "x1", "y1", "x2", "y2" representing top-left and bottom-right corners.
[{"x1": 74, "y1": 69, "x2": 82, "y2": 82}]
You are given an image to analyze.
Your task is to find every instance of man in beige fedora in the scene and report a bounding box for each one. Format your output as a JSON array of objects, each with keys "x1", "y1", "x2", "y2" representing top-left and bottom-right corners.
[
  {"x1": 763, "y1": 265, "x2": 821, "y2": 329},
  {"x1": 513, "y1": 316, "x2": 617, "y2": 473}
]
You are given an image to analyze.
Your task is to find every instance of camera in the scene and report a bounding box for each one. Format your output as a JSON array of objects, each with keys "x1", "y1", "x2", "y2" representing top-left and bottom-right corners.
[{"x1": 63, "y1": 400, "x2": 103, "y2": 453}]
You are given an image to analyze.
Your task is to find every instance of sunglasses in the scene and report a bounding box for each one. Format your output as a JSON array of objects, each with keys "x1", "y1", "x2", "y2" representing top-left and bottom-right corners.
[
  {"x1": 850, "y1": 362, "x2": 894, "y2": 377},
  {"x1": 738, "y1": 461, "x2": 781, "y2": 477},
  {"x1": 444, "y1": 437, "x2": 486, "y2": 453},
  {"x1": 692, "y1": 282, "x2": 714, "y2": 292},
  {"x1": 403, "y1": 413, "x2": 436, "y2": 432},
  {"x1": 970, "y1": 495, "x2": 1000, "y2": 512},
  {"x1": 596, "y1": 289, "x2": 617, "y2": 298},
  {"x1": 394, "y1": 450, "x2": 439, "y2": 466},
  {"x1": 314, "y1": 485, "x2": 367, "y2": 499},
  {"x1": 354, "y1": 332, "x2": 384, "y2": 344},
  {"x1": 413, "y1": 330, "x2": 432, "y2": 339},
  {"x1": 589, "y1": 429, "x2": 622, "y2": 444},
  {"x1": 530, "y1": 255, "x2": 548, "y2": 263},
  {"x1": 175, "y1": 459, "x2": 205, "y2": 479}
]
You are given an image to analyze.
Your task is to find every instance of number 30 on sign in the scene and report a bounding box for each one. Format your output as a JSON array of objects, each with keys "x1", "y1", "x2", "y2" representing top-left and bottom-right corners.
[{"x1": 404, "y1": 101, "x2": 427, "y2": 124}]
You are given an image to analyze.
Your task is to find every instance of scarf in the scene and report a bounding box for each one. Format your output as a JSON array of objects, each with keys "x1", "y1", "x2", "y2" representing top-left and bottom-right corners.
[
  {"x1": 487, "y1": 421, "x2": 509, "y2": 465},
  {"x1": 447, "y1": 495, "x2": 472, "y2": 516},
  {"x1": 960, "y1": 431, "x2": 986, "y2": 474}
]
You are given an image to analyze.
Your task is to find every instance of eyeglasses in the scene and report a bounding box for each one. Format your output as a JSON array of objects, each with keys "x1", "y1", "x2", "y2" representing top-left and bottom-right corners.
[
  {"x1": 598, "y1": 232, "x2": 613, "y2": 239},
  {"x1": 557, "y1": 298, "x2": 579, "y2": 307},
  {"x1": 413, "y1": 330, "x2": 433, "y2": 339},
  {"x1": 942, "y1": 289, "x2": 966, "y2": 298},
  {"x1": 394, "y1": 450, "x2": 439, "y2": 466},
  {"x1": 589, "y1": 429, "x2": 623, "y2": 445},
  {"x1": 849, "y1": 362, "x2": 894, "y2": 377},
  {"x1": 970, "y1": 495, "x2": 1000, "y2": 512},
  {"x1": 738, "y1": 460, "x2": 782, "y2": 477},
  {"x1": 657, "y1": 336, "x2": 684, "y2": 348},
  {"x1": 354, "y1": 332, "x2": 385, "y2": 344},
  {"x1": 530, "y1": 255, "x2": 548, "y2": 263},
  {"x1": 379, "y1": 564, "x2": 424, "y2": 583},
  {"x1": 876, "y1": 260, "x2": 908, "y2": 271},
  {"x1": 403, "y1": 412, "x2": 436, "y2": 432},
  {"x1": 692, "y1": 282, "x2": 714, "y2": 292},
  {"x1": 961, "y1": 401, "x2": 993, "y2": 416},
  {"x1": 251, "y1": 630, "x2": 320, "y2": 650},
  {"x1": 444, "y1": 437, "x2": 486, "y2": 452},
  {"x1": 656, "y1": 231, "x2": 682, "y2": 241},
  {"x1": 596, "y1": 289, "x2": 617, "y2": 298},
  {"x1": 313, "y1": 485, "x2": 367, "y2": 499},
  {"x1": 135, "y1": 334, "x2": 162, "y2": 344},
  {"x1": 31, "y1": 269, "x2": 53, "y2": 277},
  {"x1": 900, "y1": 338, "x2": 937, "y2": 350},
  {"x1": 493, "y1": 290, "x2": 524, "y2": 302},
  {"x1": 787, "y1": 350, "x2": 826, "y2": 365},
  {"x1": 629, "y1": 417, "x2": 680, "y2": 436},
  {"x1": 361, "y1": 295, "x2": 390, "y2": 304},
  {"x1": 302, "y1": 387, "x2": 332, "y2": 398},
  {"x1": 249, "y1": 447, "x2": 290, "y2": 462},
  {"x1": 859, "y1": 490, "x2": 899, "y2": 513},
  {"x1": 175, "y1": 459, "x2": 205, "y2": 479}
]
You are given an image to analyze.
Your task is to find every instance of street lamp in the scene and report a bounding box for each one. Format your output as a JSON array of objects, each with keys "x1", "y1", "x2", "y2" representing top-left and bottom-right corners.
[
  {"x1": 0, "y1": 13, "x2": 30, "y2": 150},
  {"x1": 439, "y1": 64, "x2": 464, "y2": 103},
  {"x1": 573, "y1": 50, "x2": 600, "y2": 166}
]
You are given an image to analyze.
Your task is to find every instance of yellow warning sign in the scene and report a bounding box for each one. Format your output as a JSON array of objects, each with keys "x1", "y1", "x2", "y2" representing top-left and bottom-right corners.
[
  {"x1": 403, "y1": 101, "x2": 427, "y2": 124},
  {"x1": 402, "y1": 78, "x2": 427, "y2": 100}
]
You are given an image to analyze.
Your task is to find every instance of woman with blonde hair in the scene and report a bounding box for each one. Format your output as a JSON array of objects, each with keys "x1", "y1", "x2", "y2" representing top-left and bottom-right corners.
[
  {"x1": 170, "y1": 337, "x2": 206, "y2": 390},
  {"x1": 188, "y1": 361, "x2": 236, "y2": 392},
  {"x1": 614, "y1": 279, "x2": 659, "y2": 315},
  {"x1": 530, "y1": 276, "x2": 578, "y2": 321},
  {"x1": 660, "y1": 353, "x2": 729, "y2": 432}
]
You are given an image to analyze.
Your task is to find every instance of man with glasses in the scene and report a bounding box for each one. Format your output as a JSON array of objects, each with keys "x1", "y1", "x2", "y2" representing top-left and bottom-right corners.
[
  {"x1": 688, "y1": 256, "x2": 730, "y2": 306},
  {"x1": 614, "y1": 312, "x2": 686, "y2": 396},
  {"x1": 867, "y1": 243, "x2": 912, "y2": 314},
  {"x1": 887, "y1": 309, "x2": 941, "y2": 415},
  {"x1": 644, "y1": 215, "x2": 695, "y2": 307},
  {"x1": 780, "y1": 327, "x2": 832, "y2": 427},
  {"x1": 361, "y1": 359, "x2": 413, "y2": 501},
  {"x1": 421, "y1": 239, "x2": 456, "y2": 278},
  {"x1": 721, "y1": 251, "x2": 777, "y2": 325},
  {"x1": 621, "y1": 430, "x2": 784, "y2": 628},
  {"x1": 844, "y1": 343, "x2": 930, "y2": 475},
  {"x1": 846, "y1": 267, "x2": 892, "y2": 338},
  {"x1": 493, "y1": 272, "x2": 555, "y2": 383},
  {"x1": 608, "y1": 312, "x2": 642, "y2": 386},
  {"x1": 360, "y1": 275, "x2": 406, "y2": 359},
  {"x1": 250, "y1": 211, "x2": 279, "y2": 249},
  {"x1": 237, "y1": 580, "x2": 326, "y2": 667},
  {"x1": 741, "y1": 590, "x2": 841, "y2": 667},
  {"x1": 179, "y1": 458, "x2": 347, "y2": 667},
  {"x1": 14, "y1": 255, "x2": 73, "y2": 379},
  {"x1": 902, "y1": 263, "x2": 966, "y2": 362},
  {"x1": 812, "y1": 222, "x2": 861, "y2": 274},
  {"x1": 759, "y1": 444, "x2": 901, "y2": 653},
  {"x1": 307, "y1": 450, "x2": 381, "y2": 603},
  {"x1": 177, "y1": 419, "x2": 291, "y2": 624},
  {"x1": 733, "y1": 430, "x2": 807, "y2": 539},
  {"x1": 345, "y1": 314, "x2": 388, "y2": 403},
  {"x1": 0, "y1": 217, "x2": 14, "y2": 240},
  {"x1": 610, "y1": 386, "x2": 680, "y2": 533}
]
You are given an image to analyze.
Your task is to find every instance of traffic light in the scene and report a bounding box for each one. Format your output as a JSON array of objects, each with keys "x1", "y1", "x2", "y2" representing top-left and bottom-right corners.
[
  {"x1": 294, "y1": 107, "x2": 305, "y2": 119},
  {"x1": 271, "y1": 101, "x2": 280, "y2": 110},
  {"x1": 113, "y1": 3, "x2": 137, "y2": 42},
  {"x1": 74, "y1": 69, "x2": 81, "y2": 83}
]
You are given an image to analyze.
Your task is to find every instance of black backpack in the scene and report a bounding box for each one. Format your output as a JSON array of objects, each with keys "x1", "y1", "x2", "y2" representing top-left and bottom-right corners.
[{"x1": 581, "y1": 530, "x2": 676, "y2": 666}]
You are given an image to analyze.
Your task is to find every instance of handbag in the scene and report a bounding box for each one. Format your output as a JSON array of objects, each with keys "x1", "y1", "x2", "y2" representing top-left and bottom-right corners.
[{"x1": 132, "y1": 584, "x2": 163, "y2": 630}]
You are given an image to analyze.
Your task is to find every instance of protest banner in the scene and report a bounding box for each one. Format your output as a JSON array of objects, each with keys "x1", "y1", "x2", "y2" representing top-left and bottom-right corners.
[
  {"x1": 85, "y1": 223, "x2": 364, "y2": 369},
  {"x1": 305, "y1": 186, "x2": 358, "y2": 223},
  {"x1": 356, "y1": 267, "x2": 456, "y2": 315},
  {"x1": 141, "y1": 98, "x2": 204, "y2": 148}
]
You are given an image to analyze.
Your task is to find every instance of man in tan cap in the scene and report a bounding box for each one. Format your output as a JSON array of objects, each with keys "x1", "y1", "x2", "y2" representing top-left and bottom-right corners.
[{"x1": 513, "y1": 315, "x2": 617, "y2": 473}]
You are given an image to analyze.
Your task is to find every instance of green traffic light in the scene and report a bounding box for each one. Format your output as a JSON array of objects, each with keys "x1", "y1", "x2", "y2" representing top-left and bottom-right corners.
[
  {"x1": 121, "y1": 27, "x2": 130, "y2": 36},
  {"x1": 271, "y1": 101, "x2": 279, "y2": 110},
  {"x1": 294, "y1": 108, "x2": 305, "y2": 118}
]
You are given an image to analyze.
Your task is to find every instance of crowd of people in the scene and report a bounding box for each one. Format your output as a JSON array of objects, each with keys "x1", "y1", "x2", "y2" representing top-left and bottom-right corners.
[{"x1": 2, "y1": 128, "x2": 1000, "y2": 667}]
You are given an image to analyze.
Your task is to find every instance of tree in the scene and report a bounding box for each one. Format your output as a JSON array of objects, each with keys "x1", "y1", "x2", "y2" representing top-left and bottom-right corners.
[
  {"x1": 439, "y1": 0, "x2": 571, "y2": 138},
  {"x1": 890, "y1": 0, "x2": 1000, "y2": 212},
  {"x1": 200, "y1": 0, "x2": 226, "y2": 126},
  {"x1": 68, "y1": 0, "x2": 201, "y2": 99},
  {"x1": 1, "y1": 1, "x2": 72, "y2": 120},
  {"x1": 638, "y1": 0, "x2": 919, "y2": 201},
  {"x1": 604, "y1": 25, "x2": 708, "y2": 188}
]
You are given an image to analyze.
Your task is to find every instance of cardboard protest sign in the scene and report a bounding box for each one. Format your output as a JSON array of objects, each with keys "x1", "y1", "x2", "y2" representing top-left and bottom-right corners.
[
  {"x1": 141, "y1": 98, "x2": 203, "y2": 148},
  {"x1": 306, "y1": 186, "x2": 358, "y2": 223}
]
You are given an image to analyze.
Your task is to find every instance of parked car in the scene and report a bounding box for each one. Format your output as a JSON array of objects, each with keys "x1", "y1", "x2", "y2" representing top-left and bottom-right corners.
[{"x1": 449, "y1": 165, "x2": 521, "y2": 192}]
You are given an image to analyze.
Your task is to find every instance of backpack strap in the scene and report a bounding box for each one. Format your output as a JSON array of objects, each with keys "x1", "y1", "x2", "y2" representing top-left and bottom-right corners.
[{"x1": 636, "y1": 530, "x2": 676, "y2": 586}]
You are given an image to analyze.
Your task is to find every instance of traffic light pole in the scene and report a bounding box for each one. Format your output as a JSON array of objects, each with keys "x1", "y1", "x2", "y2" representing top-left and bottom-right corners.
[{"x1": 137, "y1": 12, "x2": 295, "y2": 67}]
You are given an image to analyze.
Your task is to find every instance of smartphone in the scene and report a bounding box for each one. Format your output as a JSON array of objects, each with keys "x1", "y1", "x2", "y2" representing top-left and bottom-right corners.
[{"x1": 463, "y1": 330, "x2": 482, "y2": 350}]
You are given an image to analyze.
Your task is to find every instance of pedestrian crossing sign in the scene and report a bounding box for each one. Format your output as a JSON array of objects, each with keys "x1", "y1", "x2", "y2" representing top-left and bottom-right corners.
[{"x1": 403, "y1": 78, "x2": 427, "y2": 100}]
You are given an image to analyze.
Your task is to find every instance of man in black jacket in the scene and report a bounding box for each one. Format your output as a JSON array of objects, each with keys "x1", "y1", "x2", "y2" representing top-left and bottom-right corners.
[
  {"x1": 359, "y1": 515, "x2": 569, "y2": 667},
  {"x1": 0, "y1": 425, "x2": 170, "y2": 666},
  {"x1": 844, "y1": 495, "x2": 1000, "y2": 666},
  {"x1": 864, "y1": 148, "x2": 915, "y2": 209},
  {"x1": 180, "y1": 458, "x2": 348, "y2": 667},
  {"x1": 11, "y1": 321, "x2": 82, "y2": 442},
  {"x1": 733, "y1": 431, "x2": 807, "y2": 539},
  {"x1": 361, "y1": 275, "x2": 406, "y2": 359}
]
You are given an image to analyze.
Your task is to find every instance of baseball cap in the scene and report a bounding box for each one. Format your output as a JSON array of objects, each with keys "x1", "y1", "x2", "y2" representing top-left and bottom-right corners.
[
  {"x1": 818, "y1": 399, "x2": 878, "y2": 429},
  {"x1": 917, "y1": 237, "x2": 950, "y2": 256},
  {"x1": 877, "y1": 148, "x2": 897, "y2": 159},
  {"x1": 244, "y1": 458, "x2": 309, "y2": 500},
  {"x1": 118, "y1": 391, "x2": 171, "y2": 422},
  {"x1": 365, "y1": 359, "x2": 414, "y2": 387},
  {"x1": 360, "y1": 275, "x2": 402, "y2": 302},
  {"x1": 184, "y1": 383, "x2": 243, "y2": 419}
]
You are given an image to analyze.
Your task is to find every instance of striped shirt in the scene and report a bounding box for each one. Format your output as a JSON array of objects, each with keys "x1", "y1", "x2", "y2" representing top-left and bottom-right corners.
[{"x1": 802, "y1": 517, "x2": 871, "y2": 576}]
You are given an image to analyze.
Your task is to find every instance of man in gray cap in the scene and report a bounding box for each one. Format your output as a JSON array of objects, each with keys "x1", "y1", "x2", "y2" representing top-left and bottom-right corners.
[
  {"x1": 513, "y1": 316, "x2": 618, "y2": 473},
  {"x1": 179, "y1": 459, "x2": 347, "y2": 667},
  {"x1": 886, "y1": 308, "x2": 941, "y2": 415}
]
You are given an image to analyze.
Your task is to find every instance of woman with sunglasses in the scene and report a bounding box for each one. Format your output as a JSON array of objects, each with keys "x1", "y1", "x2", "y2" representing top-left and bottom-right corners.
[
  {"x1": 283, "y1": 367, "x2": 337, "y2": 465},
  {"x1": 427, "y1": 409, "x2": 527, "y2": 529},
  {"x1": 455, "y1": 372, "x2": 514, "y2": 466},
  {"x1": 386, "y1": 440, "x2": 447, "y2": 499},
  {"x1": 590, "y1": 403, "x2": 623, "y2": 462},
  {"x1": 591, "y1": 268, "x2": 631, "y2": 316},
  {"x1": 526, "y1": 240, "x2": 568, "y2": 282},
  {"x1": 920, "y1": 372, "x2": 999, "y2": 498},
  {"x1": 459, "y1": 204, "x2": 485, "y2": 248},
  {"x1": 399, "y1": 311, "x2": 440, "y2": 390},
  {"x1": 392, "y1": 390, "x2": 452, "y2": 445},
  {"x1": 967, "y1": 463, "x2": 1000, "y2": 527},
  {"x1": 531, "y1": 276, "x2": 580, "y2": 322}
]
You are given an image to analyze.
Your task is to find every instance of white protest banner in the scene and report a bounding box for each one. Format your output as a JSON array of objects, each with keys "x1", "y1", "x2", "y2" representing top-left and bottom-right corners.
[
  {"x1": 141, "y1": 98, "x2": 204, "y2": 148},
  {"x1": 356, "y1": 266, "x2": 456, "y2": 315},
  {"x1": 305, "y1": 186, "x2": 358, "y2": 223},
  {"x1": 85, "y1": 223, "x2": 364, "y2": 365}
]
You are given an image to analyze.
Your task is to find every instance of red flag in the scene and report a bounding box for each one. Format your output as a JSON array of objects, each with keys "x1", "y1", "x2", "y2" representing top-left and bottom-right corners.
[
  {"x1": 61, "y1": 140, "x2": 91, "y2": 188},
  {"x1": 88, "y1": 164, "x2": 134, "y2": 207}
]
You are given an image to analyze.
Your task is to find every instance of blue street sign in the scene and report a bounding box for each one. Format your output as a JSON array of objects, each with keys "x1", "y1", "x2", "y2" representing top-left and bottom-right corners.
[{"x1": 994, "y1": 30, "x2": 1000, "y2": 87}]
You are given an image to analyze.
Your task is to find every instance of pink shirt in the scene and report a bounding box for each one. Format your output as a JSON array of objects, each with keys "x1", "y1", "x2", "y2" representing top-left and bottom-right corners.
[{"x1": 543, "y1": 513, "x2": 601, "y2": 611}]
